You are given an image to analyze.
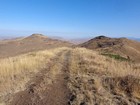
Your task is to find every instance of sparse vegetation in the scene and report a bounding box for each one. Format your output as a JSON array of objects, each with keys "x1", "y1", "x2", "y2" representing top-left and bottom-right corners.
[
  {"x1": 0, "y1": 47, "x2": 69, "y2": 101},
  {"x1": 79, "y1": 36, "x2": 140, "y2": 63},
  {"x1": 101, "y1": 53, "x2": 129, "y2": 61},
  {"x1": 68, "y1": 48, "x2": 140, "y2": 105},
  {"x1": 0, "y1": 47, "x2": 140, "y2": 105}
]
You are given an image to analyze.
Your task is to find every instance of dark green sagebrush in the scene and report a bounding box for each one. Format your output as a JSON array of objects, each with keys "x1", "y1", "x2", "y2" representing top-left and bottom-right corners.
[{"x1": 101, "y1": 53, "x2": 129, "y2": 61}]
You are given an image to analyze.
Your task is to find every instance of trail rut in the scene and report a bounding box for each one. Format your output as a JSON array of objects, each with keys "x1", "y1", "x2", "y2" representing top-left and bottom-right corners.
[{"x1": 8, "y1": 50, "x2": 71, "y2": 105}]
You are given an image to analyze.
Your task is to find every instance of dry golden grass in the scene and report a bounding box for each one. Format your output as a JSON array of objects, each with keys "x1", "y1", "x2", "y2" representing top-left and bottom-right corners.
[
  {"x1": 69, "y1": 47, "x2": 140, "y2": 77},
  {"x1": 0, "y1": 47, "x2": 140, "y2": 105},
  {"x1": 68, "y1": 47, "x2": 140, "y2": 105},
  {"x1": 0, "y1": 47, "x2": 69, "y2": 98}
]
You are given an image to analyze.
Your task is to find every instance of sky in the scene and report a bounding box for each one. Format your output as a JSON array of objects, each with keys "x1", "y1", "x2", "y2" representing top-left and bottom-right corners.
[{"x1": 0, "y1": 0, "x2": 140, "y2": 38}]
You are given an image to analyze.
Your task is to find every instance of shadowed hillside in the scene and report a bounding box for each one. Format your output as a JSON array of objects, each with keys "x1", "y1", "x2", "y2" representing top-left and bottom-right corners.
[
  {"x1": 0, "y1": 34, "x2": 72, "y2": 58},
  {"x1": 79, "y1": 36, "x2": 140, "y2": 62}
]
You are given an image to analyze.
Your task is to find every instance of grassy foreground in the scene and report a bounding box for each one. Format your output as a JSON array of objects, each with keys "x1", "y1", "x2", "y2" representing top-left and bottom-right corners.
[
  {"x1": 0, "y1": 47, "x2": 140, "y2": 105},
  {"x1": 68, "y1": 48, "x2": 140, "y2": 105},
  {"x1": 0, "y1": 47, "x2": 69, "y2": 98}
]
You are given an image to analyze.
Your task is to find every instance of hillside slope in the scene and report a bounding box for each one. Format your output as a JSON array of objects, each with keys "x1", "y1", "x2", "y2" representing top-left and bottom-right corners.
[
  {"x1": 0, "y1": 47, "x2": 140, "y2": 105},
  {"x1": 79, "y1": 36, "x2": 140, "y2": 62},
  {"x1": 0, "y1": 34, "x2": 72, "y2": 58}
]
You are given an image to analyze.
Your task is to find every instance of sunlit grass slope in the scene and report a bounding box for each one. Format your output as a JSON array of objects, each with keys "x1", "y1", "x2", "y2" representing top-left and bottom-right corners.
[
  {"x1": 0, "y1": 47, "x2": 69, "y2": 97},
  {"x1": 0, "y1": 47, "x2": 140, "y2": 105},
  {"x1": 68, "y1": 48, "x2": 140, "y2": 105}
]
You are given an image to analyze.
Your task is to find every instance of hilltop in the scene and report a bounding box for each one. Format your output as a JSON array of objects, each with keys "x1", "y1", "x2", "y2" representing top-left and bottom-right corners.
[
  {"x1": 0, "y1": 35, "x2": 140, "y2": 105},
  {"x1": 79, "y1": 36, "x2": 140, "y2": 62},
  {"x1": 0, "y1": 34, "x2": 72, "y2": 58}
]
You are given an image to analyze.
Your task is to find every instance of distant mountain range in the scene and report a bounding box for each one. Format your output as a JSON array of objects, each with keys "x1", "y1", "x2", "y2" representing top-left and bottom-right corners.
[
  {"x1": 0, "y1": 36, "x2": 16, "y2": 40},
  {"x1": 0, "y1": 35, "x2": 140, "y2": 42},
  {"x1": 128, "y1": 37, "x2": 140, "y2": 41}
]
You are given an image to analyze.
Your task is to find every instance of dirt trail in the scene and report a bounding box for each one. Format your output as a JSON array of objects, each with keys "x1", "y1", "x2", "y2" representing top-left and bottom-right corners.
[{"x1": 8, "y1": 50, "x2": 71, "y2": 105}]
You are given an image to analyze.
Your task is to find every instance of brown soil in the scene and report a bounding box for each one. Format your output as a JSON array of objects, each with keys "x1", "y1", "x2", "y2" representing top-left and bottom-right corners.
[
  {"x1": 79, "y1": 36, "x2": 140, "y2": 62},
  {"x1": 7, "y1": 50, "x2": 71, "y2": 105},
  {"x1": 0, "y1": 34, "x2": 72, "y2": 59}
]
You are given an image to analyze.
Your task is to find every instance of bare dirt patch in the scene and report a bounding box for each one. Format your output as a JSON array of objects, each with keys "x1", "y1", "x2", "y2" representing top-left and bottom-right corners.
[{"x1": 7, "y1": 50, "x2": 71, "y2": 105}]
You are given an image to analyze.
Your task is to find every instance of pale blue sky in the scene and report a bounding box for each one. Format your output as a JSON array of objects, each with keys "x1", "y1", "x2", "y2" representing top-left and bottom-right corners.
[{"x1": 0, "y1": 0, "x2": 140, "y2": 38}]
